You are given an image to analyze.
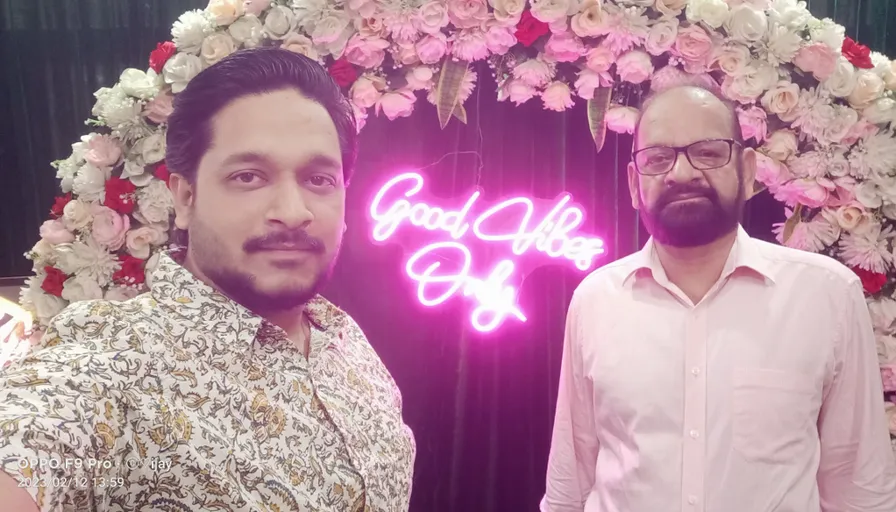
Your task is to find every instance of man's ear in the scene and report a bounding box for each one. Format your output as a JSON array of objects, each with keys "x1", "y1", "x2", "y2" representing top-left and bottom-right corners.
[
  {"x1": 168, "y1": 173, "x2": 195, "y2": 230},
  {"x1": 742, "y1": 147, "x2": 758, "y2": 200},
  {"x1": 627, "y1": 162, "x2": 640, "y2": 210}
]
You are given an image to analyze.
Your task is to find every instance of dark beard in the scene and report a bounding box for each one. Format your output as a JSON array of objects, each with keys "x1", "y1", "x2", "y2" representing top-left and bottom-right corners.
[
  {"x1": 207, "y1": 264, "x2": 331, "y2": 316},
  {"x1": 639, "y1": 179, "x2": 744, "y2": 248}
]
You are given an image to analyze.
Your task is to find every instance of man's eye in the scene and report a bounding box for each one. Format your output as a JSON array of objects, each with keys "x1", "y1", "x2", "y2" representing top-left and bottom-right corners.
[
  {"x1": 307, "y1": 175, "x2": 336, "y2": 187},
  {"x1": 232, "y1": 172, "x2": 261, "y2": 184}
]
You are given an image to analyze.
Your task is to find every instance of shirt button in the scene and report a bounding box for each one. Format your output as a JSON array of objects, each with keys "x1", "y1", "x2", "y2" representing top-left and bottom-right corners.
[
  {"x1": 688, "y1": 495, "x2": 698, "y2": 505},
  {"x1": 691, "y1": 367, "x2": 701, "y2": 376},
  {"x1": 689, "y1": 429, "x2": 699, "y2": 439}
]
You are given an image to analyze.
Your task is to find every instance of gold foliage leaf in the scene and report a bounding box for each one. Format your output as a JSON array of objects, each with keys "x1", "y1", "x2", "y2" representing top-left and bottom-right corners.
[
  {"x1": 587, "y1": 87, "x2": 613, "y2": 152},
  {"x1": 436, "y1": 59, "x2": 469, "y2": 129}
]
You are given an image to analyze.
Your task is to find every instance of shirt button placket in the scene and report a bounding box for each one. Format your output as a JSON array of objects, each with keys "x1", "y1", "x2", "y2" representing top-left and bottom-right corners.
[{"x1": 682, "y1": 309, "x2": 707, "y2": 511}]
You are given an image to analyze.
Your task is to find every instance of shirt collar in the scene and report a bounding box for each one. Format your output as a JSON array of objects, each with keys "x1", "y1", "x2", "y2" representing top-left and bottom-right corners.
[
  {"x1": 622, "y1": 226, "x2": 776, "y2": 287},
  {"x1": 149, "y1": 252, "x2": 349, "y2": 350}
]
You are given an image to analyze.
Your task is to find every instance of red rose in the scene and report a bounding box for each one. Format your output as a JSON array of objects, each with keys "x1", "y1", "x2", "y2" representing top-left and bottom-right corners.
[
  {"x1": 104, "y1": 176, "x2": 137, "y2": 215},
  {"x1": 50, "y1": 193, "x2": 72, "y2": 219},
  {"x1": 515, "y1": 10, "x2": 550, "y2": 48},
  {"x1": 328, "y1": 58, "x2": 358, "y2": 88},
  {"x1": 149, "y1": 42, "x2": 177, "y2": 73},
  {"x1": 851, "y1": 266, "x2": 887, "y2": 295},
  {"x1": 842, "y1": 37, "x2": 874, "y2": 69},
  {"x1": 41, "y1": 266, "x2": 68, "y2": 297},
  {"x1": 114, "y1": 255, "x2": 146, "y2": 286},
  {"x1": 154, "y1": 162, "x2": 171, "y2": 187}
]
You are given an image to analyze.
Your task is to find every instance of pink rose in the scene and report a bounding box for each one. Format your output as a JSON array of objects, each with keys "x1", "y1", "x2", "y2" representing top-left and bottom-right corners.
[
  {"x1": 737, "y1": 106, "x2": 768, "y2": 143},
  {"x1": 143, "y1": 91, "x2": 174, "y2": 124},
  {"x1": 376, "y1": 90, "x2": 416, "y2": 120},
  {"x1": 90, "y1": 205, "x2": 131, "y2": 250},
  {"x1": 754, "y1": 153, "x2": 793, "y2": 190},
  {"x1": 499, "y1": 79, "x2": 536, "y2": 105},
  {"x1": 616, "y1": 50, "x2": 654, "y2": 84},
  {"x1": 84, "y1": 134, "x2": 122, "y2": 168},
  {"x1": 882, "y1": 365, "x2": 896, "y2": 392},
  {"x1": 350, "y1": 75, "x2": 385, "y2": 109},
  {"x1": 447, "y1": 0, "x2": 489, "y2": 29},
  {"x1": 39, "y1": 219, "x2": 75, "y2": 245},
  {"x1": 542, "y1": 81, "x2": 574, "y2": 112},
  {"x1": 452, "y1": 28, "x2": 489, "y2": 61},
  {"x1": 841, "y1": 118, "x2": 879, "y2": 146},
  {"x1": 605, "y1": 106, "x2": 639, "y2": 134},
  {"x1": 344, "y1": 34, "x2": 389, "y2": 68},
  {"x1": 415, "y1": 33, "x2": 449, "y2": 64},
  {"x1": 485, "y1": 22, "x2": 517, "y2": 55},
  {"x1": 415, "y1": 1, "x2": 450, "y2": 35},
  {"x1": 793, "y1": 43, "x2": 838, "y2": 81},
  {"x1": 243, "y1": 0, "x2": 271, "y2": 16},
  {"x1": 393, "y1": 41, "x2": 420, "y2": 66},
  {"x1": 573, "y1": 69, "x2": 606, "y2": 99},
  {"x1": 584, "y1": 43, "x2": 615, "y2": 73},
  {"x1": 675, "y1": 25, "x2": 715, "y2": 68},
  {"x1": 544, "y1": 32, "x2": 586, "y2": 63},
  {"x1": 789, "y1": 178, "x2": 833, "y2": 208},
  {"x1": 352, "y1": 103, "x2": 368, "y2": 131},
  {"x1": 126, "y1": 225, "x2": 167, "y2": 259}
]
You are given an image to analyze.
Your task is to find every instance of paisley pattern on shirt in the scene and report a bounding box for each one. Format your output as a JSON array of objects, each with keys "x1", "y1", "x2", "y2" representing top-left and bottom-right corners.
[{"x1": 0, "y1": 253, "x2": 415, "y2": 511}]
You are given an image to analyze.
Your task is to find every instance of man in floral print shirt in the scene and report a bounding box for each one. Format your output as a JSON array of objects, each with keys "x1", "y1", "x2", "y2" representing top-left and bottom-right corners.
[{"x1": 0, "y1": 48, "x2": 415, "y2": 511}]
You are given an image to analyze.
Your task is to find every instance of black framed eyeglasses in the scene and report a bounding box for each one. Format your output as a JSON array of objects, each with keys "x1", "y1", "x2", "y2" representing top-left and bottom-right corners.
[{"x1": 632, "y1": 139, "x2": 741, "y2": 176}]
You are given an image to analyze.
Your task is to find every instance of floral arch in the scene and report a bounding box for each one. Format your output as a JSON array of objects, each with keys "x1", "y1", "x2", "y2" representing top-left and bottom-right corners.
[{"x1": 18, "y1": 0, "x2": 896, "y2": 449}]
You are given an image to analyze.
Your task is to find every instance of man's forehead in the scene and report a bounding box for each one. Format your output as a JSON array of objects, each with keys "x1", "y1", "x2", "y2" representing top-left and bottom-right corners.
[{"x1": 637, "y1": 90, "x2": 737, "y2": 146}]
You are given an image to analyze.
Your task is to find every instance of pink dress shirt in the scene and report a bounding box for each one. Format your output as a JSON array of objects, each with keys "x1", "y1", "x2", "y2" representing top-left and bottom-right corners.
[{"x1": 542, "y1": 227, "x2": 896, "y2": 512}]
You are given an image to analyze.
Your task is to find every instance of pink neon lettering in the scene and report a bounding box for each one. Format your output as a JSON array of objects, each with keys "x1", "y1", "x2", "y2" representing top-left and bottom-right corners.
[
  {"x1": 406, "y1": 241, "x2": 526, "y2": 332},
  {"x1": 370, "y1": 172, "x2": 605, "y2": 331}
]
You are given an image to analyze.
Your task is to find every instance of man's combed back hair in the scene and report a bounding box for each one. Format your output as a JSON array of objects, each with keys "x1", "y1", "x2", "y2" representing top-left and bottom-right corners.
[
  {"x1": 633, "y1": 83, "x2": 744, "y2": 150},
  {"x1": 166, "y1": 47, "x2": 358, "y2": 184}
]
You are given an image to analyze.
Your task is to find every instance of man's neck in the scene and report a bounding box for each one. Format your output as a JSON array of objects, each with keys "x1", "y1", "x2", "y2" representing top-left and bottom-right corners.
[{"x1": 654, "y1": 229, "x2": 738, "y2": 304}]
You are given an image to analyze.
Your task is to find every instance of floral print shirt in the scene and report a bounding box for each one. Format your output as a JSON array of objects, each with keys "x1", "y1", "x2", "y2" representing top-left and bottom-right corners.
[{"x1": 0, "y1": 253, "x2": 415, "y2": 511}]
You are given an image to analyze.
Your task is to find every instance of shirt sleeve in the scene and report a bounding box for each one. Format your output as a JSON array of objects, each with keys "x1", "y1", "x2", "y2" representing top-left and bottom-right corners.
[
  {"x1": 0, "y1": 307, "x2": 126, "y2": 511},
  {"x1": 541, "y1": 290, "x2": 600, "y2": 512},
  {"x1": 817, "y1": 279, "x2": 896, "y2": 511}
]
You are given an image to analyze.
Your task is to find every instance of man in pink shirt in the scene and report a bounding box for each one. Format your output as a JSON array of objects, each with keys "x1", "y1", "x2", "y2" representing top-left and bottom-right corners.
[{"x1": 542, "y1": 84, "x2": 896, "y2": 512}]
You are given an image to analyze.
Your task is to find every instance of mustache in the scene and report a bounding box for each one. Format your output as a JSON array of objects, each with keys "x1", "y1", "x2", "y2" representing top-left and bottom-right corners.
[
  {"x1": 656, "y1": 184, "x2": 718, "y2": 208},
  {"x1": 244, "y1": 230, "x2": 325, "y2": 253}
]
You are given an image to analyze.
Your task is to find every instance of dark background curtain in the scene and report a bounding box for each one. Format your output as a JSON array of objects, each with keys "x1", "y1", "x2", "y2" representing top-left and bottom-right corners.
[{"x1": 1, "y1": 1, "x2": 894, "y2": 510}]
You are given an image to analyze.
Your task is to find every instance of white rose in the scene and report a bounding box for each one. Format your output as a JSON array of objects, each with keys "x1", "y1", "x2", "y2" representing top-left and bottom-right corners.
[
  {"x1": 655, "y1": 0, "x2": 688, "y2": 17},
  {"x1": 864, "y1": 98, "x2": 896, "y2": 126},
  {"x1": 281, "y1": 32, "x2": 320, "y2": 60},
  {"x1": 490, "y1": 0, "x2": 525, "y2": 25},
  {"x1": 724, "y1": 5, "x2": 767, "y2": 44},
  {"x1": 405, "y1": 67, "x2": 434, "y2": 91},
  {"x1": 823, "y1": 57, "x2": 858, "y2": 98},
  {"x1": 139, "y1": 133, "x2": 166, "y2": 165},
  {"x1": 72, "y1": 164, "x2": 108, "y2": 203},
  {"x1": 761, "y1": 129, "x2": 798, "y2": 161},
  {"x1": 513, "y1": 59, "x2": 555, "y2": 88},
  {"x1": 723, "y1": 63, "x2": 778, "y2": 103},
  {"x1": 201, "y1": 33, "x2": 236, "y2": 66},
  {"x1": 848, "y1": 71, "x2": 885, "y2": 110},
  {"x1": 126, "y1": 226, "x2": 168, "y2": 260},
  {"x1": 171, "y1": 10, "x2": 214, "y2": 54},
  {"x1": 616, "y1": 50, "x2": 654, "y2": 84},
  {"x1": 645, "y1": 18, "x2": 678, "y2": 56},
  {"x1": 162, "y1": 53, "x2": 202, "y2": 94},
  {"x1": 808, "y1": 17, "x2": 845, "y2": 50},
  {"x1": 206, "y1": 0, "x2": 243, "y2": 26},
  {"x1": 498, "y1": 79, "x2": 537, "y2": 105},
  {"x1": 135, "y1": 181, "x2": 175, "y2": 226},
  {"x1": 229, "y1": 15, "x2": 265, "y2": 47},
  {"x1": 118, "y1": 68, "x2": 162, "y2": 100},
  {"x1": 760, "y1": 80, "x2": 800, "y2": 116},
  {"x1": 542, "y1": 81, "x2": 574, "y2": 112},
  {"x1": 350, "y1": 75, "x2": 385, "y2": 108},
  {"x1": 884, "y1": 61, "x2": 896, "y2": 91},
  {"x1": 713, "y1": 43, "x2": 750, "y2": 76},
  {"x1": 570, "y1": 0, "x2": 605, "y2": 38},
  {"x1": 264, "y1": 5, "x2": 296, "y2": 40},
  {"x1": 530, "y1": 0, "x2": 571, "y2": 24},
  {"x1": 768, "y1": 0, "x2": 811, "y2": 31},
  {"x1": 21, "y1": 280, "x2": 66, "y2": 327},
  {"x1": 835, "y1": 205, "x2": 866, "y2": 232},
  {"x1": 685, "y1": 0, "x2": 730, "y2": 29},
  {"x1": 63, "y1": 200, "x2": 93, "y2": 231},
  {"x1": 605, "y1": 106, "x2": 639, "y2": 134},
  {"x1": 311, "y1": 12, "x2": 352, "y2": 45},
  {"x1": 61, "y1": 273, "x2": 105, "y2": 303}
]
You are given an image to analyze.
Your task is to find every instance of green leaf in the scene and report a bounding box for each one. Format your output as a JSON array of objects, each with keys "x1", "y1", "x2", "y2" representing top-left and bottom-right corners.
[
  {"x1": 436, "y1": 59, "x2": 469, "y2": 129},
  {"x1": 781, "y1": 203, "x2": 803, "y2": 244},
  {"x1": 587, "y1": 87, "x2": 613, "y2": 152}
]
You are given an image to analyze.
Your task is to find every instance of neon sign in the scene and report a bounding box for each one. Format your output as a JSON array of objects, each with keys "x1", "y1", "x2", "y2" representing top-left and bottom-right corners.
[{"x1": 369, "y1": 172, "x2": 605, "y2": 332}]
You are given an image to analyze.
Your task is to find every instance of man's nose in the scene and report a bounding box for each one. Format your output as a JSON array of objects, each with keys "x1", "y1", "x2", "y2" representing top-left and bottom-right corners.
[
  {"x1": 664, "y1": 152, "x2": 702, "y2": 185},
  {"x1": 266, "y1": 182, "x2": 314, "y2": 229}
]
